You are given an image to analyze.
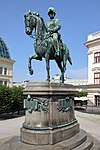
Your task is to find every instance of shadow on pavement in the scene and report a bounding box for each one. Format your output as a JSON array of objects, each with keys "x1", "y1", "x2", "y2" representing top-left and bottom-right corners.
[
  {"x1": 75, "y1": 106, "x2": 100, "y2": 115},
  {"x1": 0, "y1": 111, "x2": 25, "y2": 120}
]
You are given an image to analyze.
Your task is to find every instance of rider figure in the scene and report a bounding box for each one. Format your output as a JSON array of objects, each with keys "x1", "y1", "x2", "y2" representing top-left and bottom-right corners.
[{"x1": 46, "y1": 7, "x2": 61, "y2": 56}]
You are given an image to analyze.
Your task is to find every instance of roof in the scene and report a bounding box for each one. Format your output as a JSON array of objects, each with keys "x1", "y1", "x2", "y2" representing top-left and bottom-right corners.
[
  {"x1": 0, "y1": 37, "x2": 11, "y2": 59},
  {"x1": 74, "y1": 97, "x2": 88, "y2": 101}
]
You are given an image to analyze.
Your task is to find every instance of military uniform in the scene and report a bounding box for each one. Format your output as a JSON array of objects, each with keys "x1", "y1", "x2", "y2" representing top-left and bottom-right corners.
[{"x1": 46, "y1": 7, "x2": 62, "y2": 56}]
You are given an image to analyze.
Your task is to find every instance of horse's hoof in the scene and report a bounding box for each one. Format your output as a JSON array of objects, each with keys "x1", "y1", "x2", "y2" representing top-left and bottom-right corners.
[
  {"x1": 29, "y1": 69, "x2": 33, "y2": 75},
  {"x1": 46, "y1": 79, "x2": 50, "y2": 82}
]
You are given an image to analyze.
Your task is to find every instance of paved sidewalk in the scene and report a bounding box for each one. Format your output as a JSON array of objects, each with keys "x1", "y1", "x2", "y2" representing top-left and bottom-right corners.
[
  {"x1": 75, "y1": 110, "x2": 100, "y2": 142},
  {"x1": 0, "y1": 116, "x2": 24, "y2": 139}
]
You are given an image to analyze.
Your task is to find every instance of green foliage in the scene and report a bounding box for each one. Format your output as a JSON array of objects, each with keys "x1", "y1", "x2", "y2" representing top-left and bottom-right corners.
[
  {"x1": 75, "y1": 90, "x2": 88, "y2": 97},
  {"x1": 0, "y1": 85, "x2": 11, "y2": 113},
  {"x1": 10, "y1": 86, "x2": 24, "y2": 114},
  {"x1": 0, "y1": 85, "x2": 24, "y2": 114}
]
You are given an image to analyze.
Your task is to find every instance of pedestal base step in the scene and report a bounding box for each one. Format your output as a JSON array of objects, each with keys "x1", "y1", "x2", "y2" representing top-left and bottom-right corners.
[
  {"x1": 0, "y1": 129, "x2": 100, "y2": 150},
  {"x1": 20, "y1": 122, "x2": 79, "y2": 145}
]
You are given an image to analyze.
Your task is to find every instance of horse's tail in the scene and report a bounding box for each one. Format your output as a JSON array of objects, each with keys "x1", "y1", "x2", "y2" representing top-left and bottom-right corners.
[
  {"x1": 63, "y1": 43, "x2": 72, "y2": 65},
  {"x1": 68, "y1": 55, "x2": 72, "y2": 65}
]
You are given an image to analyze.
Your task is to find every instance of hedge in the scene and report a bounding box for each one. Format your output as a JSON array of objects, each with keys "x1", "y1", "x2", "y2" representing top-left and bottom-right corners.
[{"x1": 0, "y1": 85, "x2": 24, "y2": 114}]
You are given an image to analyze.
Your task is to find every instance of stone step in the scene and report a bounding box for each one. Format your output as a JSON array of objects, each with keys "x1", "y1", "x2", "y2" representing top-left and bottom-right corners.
[
  {"x1": 0, "y1": 130, "x2": 100, "y2": 150},
  {"x1": 74, "y1": 133, "x2": 93, "y2": 150},
  {"x1": 90, "y1": 138, "x2": 100, "y2": 150},
  {"x1": 60, "y1": 129, "x2": 87, "y2": 149},
  {"x1": 9, "y1": 129, "x2": 88, "y2": 150}
]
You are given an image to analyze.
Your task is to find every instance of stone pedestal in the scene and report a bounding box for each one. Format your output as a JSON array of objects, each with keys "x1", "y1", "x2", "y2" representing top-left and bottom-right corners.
[
  {"x1": 0, "y1": 82, "x2": 100, "y2": 150},
  {"x1": 20, "y1": 82, "x2": 79, "y2": 145}
]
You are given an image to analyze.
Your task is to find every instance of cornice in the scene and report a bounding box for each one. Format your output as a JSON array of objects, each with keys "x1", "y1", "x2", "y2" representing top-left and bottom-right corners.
[
  {"x1": 87, "y1": 51, "x2": 93, "y2": 55},
  {"x1": 92, "y1": 67, "x2": 100, "y2": 71},
  {"x1": 0, "y1": 56, "x2": 15, "y2": 64},
  {"x1": 84, "y1": 38, "x2": 100, "y2": 48},
  {"x1": 0, "y1": 74, "x2": 13, "y2": 78}
]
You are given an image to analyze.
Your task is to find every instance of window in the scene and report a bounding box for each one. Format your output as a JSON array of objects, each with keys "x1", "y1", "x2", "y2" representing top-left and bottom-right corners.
[
  {"x1": 94, "y1": 72, "x2": 100, "y2": 84},
  {"x1": 0, "y1": 67, "x2": 3, "y2": 74},
  {"x1": 95, "y1": 96, "x2": 100, "y2": 107},
  {"x1": 4, "y1": 81, "x2": 7, "y2": 86},
  {"x1": 94, "y1": 52, "x2": 100, "y2": 63},
  {"x1": 4, "y1": 68, "x2": 7, "y2": 75}
]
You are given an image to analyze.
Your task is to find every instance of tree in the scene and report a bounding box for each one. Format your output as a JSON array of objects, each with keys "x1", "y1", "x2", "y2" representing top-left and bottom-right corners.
[
  {"x1": 0, "y1": 85, "x2": 24, "y2": 114},
  {"x1": 10, "y1": 86, "x2": 24, "y2": 115},
  {"x1": 75, "y1": 90, "x2": 88, "y2": 97},
  {"x1": 0, "y1": 85, "x2": 12, "y2": 114}
]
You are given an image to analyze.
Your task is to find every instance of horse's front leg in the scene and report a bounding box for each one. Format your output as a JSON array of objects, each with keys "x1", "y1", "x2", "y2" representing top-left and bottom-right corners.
[
  {"x1": 45, "y1": 53, "x2": 50, "y2": 82},
  {"x1": 28, "y1": 56, "x2": 34, "y2": 75}
]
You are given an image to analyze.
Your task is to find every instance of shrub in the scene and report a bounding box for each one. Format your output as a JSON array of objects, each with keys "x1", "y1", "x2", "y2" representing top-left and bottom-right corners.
[{"x1": 0, "y1": 85, "x2": 24, "y2": 114}]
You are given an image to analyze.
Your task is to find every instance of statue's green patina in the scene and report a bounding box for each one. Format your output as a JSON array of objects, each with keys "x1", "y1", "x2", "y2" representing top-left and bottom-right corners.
[
  {"x1": 24, "y1": 7, "x2": 72, "y2": 83},
  {"x1": 46, "y1": 7, "x2": 62, "y2": 57},
  {"x1": 24, "y1": 95, "x2": 49, "y2": 113}
]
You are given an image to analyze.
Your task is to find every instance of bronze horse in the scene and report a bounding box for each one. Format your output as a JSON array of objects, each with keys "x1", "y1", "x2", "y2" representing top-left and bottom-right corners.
[{"x1": 24, "y1": 11, "x2": 72, "y2": 83}]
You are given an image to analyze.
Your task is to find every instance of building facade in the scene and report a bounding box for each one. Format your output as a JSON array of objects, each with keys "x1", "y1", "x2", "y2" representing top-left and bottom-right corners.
[
  {"x1": 0, "y1": 37, "x2": 15, "y2": 87},
  {"x1": 85, "y1": 31, "x2": 100, "y2": 106},
  {"x1": 52, "y1": 74, "x2": 88, "y2": 86}
]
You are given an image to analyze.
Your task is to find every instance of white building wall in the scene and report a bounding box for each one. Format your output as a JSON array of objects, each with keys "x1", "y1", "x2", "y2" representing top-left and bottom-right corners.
[
  {"x1": 88, "y1": 51, "x2": 94, "y2": 84},
  {"x1": 85, "y1": 31, "x2": 100, "y2": 106},
  {"x1": 0, "y1": 57, "x2": 15, "y2": 87},
  {"x1": 87, "y1": 93, "x2": 94, "y2": 105},
  {"x1": 86, "y1": 32, "x2": 100, "y2": 84}
]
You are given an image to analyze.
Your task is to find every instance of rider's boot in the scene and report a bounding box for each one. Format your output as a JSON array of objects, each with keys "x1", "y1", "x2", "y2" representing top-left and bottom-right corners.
[{"x1": 54, "y1": 40, "x2": 60, "y2": 57}]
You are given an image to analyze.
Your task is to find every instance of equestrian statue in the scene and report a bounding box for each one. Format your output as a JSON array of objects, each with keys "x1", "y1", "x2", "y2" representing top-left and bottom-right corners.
[{"x1": 24, "y1": 7, "x2": 72, "y2": 83}]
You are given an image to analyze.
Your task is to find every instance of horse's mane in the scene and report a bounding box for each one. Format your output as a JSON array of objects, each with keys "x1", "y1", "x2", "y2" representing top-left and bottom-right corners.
[
  {"x1": 32, "y1": 12, "x2": 45, "y2": 27},
  {"x1": 25, "y1": 11, "x2": 45, "y2": 27}
]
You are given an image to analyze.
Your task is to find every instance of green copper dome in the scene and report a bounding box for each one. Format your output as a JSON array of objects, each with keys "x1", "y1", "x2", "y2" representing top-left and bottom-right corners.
[{"x1": 0, "y1": 37, "x2": 11, "y2": 59}]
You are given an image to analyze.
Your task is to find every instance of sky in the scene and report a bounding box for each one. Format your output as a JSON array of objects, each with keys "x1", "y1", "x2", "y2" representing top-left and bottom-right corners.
[{"x1": 0, "y1": 0, "x2": 100, "y2": 82}]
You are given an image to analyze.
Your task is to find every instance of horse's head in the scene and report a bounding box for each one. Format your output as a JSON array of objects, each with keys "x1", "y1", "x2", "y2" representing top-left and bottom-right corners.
[
  {"x1": 24, "y1": 11, "x2": 46, "y2": 37},
  {"x1": 24, "y1": 11, "x2": 38, "y2": 35}
]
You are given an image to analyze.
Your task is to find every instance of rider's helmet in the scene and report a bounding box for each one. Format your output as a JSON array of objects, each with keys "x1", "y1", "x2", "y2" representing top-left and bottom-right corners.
[{"x1": 48, "y1": 7, "x2": 56, "y2": 16}]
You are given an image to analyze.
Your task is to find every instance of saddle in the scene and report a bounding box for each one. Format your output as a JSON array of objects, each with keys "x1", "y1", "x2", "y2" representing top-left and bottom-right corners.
[{"x1": 44, "y1": 32, "x2": 64, "y2": 51}]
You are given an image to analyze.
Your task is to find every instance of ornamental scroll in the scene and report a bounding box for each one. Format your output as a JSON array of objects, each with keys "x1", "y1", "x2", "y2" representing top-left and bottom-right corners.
[
  {"x1": 24, "y1": 95, "x2": 49, "y2": 113},
  {"x1": 57, "y1": 97, "x2": 73, "y2": 112}
]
